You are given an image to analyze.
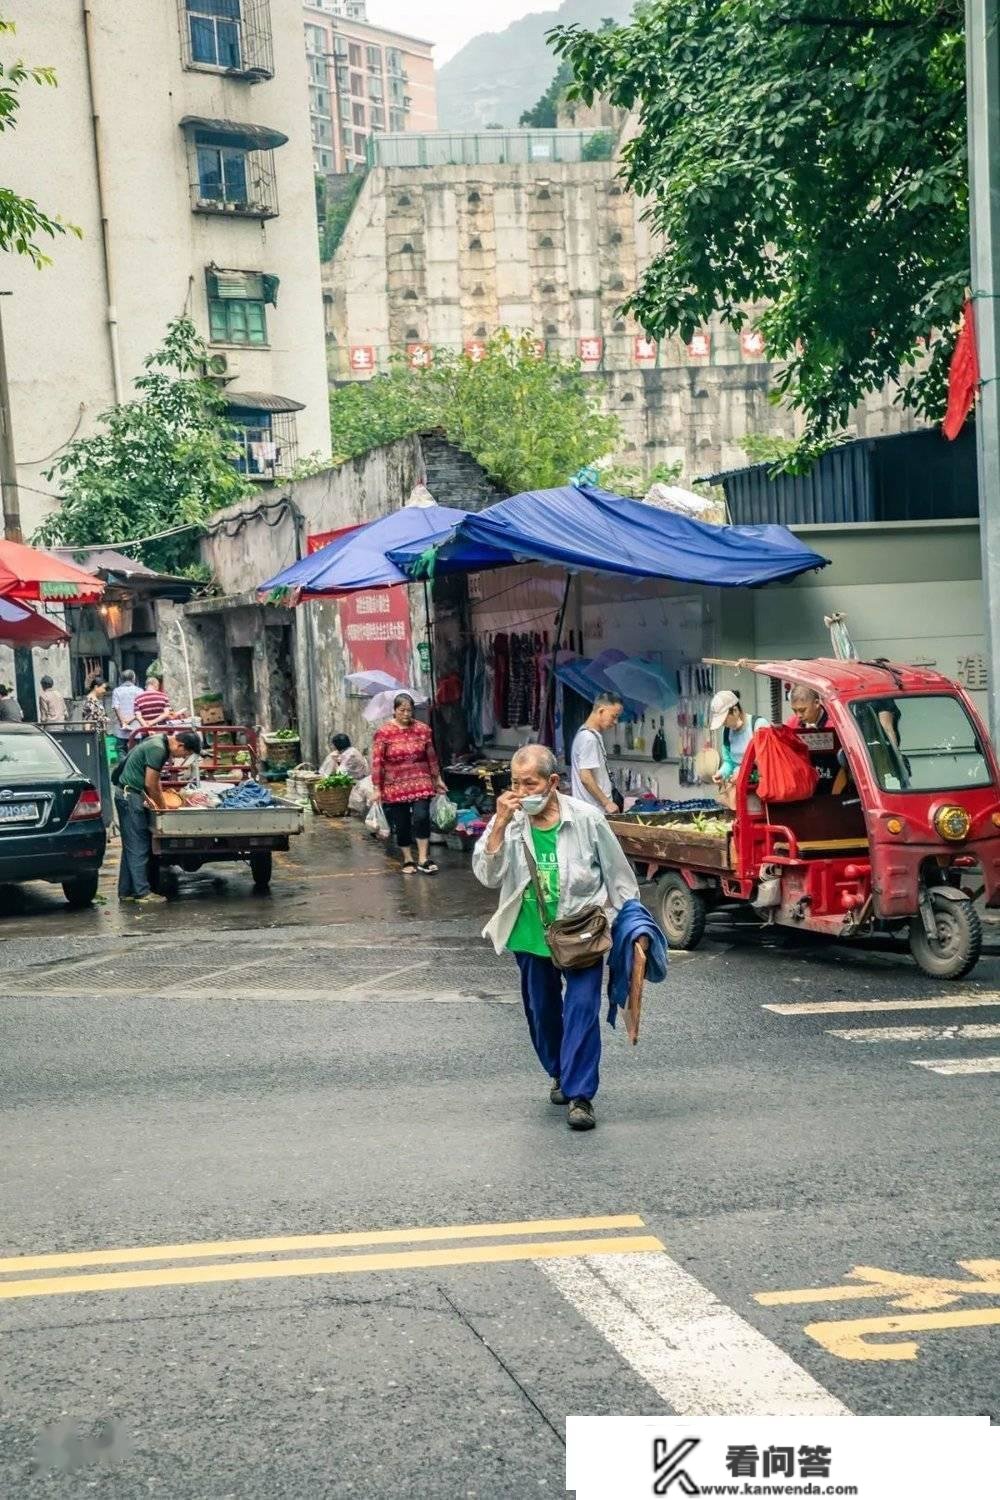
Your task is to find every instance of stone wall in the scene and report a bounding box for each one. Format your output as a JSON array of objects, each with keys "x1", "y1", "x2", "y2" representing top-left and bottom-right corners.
[{"x1": 323, "y1": 156, "x2": 920, "y2": 482}]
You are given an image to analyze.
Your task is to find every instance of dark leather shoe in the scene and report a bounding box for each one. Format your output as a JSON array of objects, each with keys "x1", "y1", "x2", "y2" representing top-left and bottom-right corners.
[
  {"x1": 549, "y1": 1078, "x2": 567, "y2": 1106},
  {"x1": 567, "y1": 1098, "x2": 596, "y2": 1130}
]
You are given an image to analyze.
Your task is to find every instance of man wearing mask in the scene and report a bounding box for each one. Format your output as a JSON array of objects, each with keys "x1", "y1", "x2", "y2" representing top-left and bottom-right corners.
[{"x1": 473, "y1": 743, "x2": 638, "y2": 1131}]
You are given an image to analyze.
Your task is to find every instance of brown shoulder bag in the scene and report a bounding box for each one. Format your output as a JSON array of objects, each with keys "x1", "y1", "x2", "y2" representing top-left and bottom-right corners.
[{"x1": 526, "y1": 848, "x2": 611, "y2": 971}]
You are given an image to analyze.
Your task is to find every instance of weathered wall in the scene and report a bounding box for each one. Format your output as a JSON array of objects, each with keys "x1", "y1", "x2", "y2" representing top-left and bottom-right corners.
[
  {"x1": 187, "y1": 436, "x2": 506, "y2": 763},
  {"x1": 323, "y1": 157, "x2": 920, "y2": 481}
]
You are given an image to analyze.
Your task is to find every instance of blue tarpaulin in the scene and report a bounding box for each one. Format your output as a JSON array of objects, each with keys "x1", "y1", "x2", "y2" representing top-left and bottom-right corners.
[
  {"x1": 257, "y1": 504, "x2": 469, "y2": 599},
  {"x1": 387, "y1": 483, "x2": 828, "y2": 588}
]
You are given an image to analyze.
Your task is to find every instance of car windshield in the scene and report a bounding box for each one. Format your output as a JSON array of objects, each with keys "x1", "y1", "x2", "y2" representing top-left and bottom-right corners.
[
  {"x1": 0, "y1": 732, "x2": 71, "y2": 779},
  {"x1": 850, "y1": 694, "x2": 992, "y2": 793}
]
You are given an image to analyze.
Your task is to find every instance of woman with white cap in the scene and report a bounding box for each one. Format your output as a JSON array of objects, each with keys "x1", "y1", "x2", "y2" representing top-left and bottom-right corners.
[{"x1": 709, "y1": 689, "x2": 768, "y2": 801}]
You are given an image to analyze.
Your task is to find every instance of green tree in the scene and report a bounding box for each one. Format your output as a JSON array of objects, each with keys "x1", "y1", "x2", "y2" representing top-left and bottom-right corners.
[
  {"x1": 552, "y1": 0, "x2": 967, "y2": 464},
  {"x1": 1, "y1": 17, "x2": 79, "y2": 265},
  {"x1": 34, "y1": 318, "x2": 251, "y2": 574},
  {"x1": 316, "y1": 170, "x2": 365, "y2": 262},
  {"x1": 329, "y1": 330, "x2": 620, "y2": 492}
]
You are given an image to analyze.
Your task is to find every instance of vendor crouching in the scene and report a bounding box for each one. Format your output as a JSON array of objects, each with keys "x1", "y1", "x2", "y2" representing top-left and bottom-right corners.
[{"x1": 473, "y1": 743, "x2": 643, "y2": 1131}]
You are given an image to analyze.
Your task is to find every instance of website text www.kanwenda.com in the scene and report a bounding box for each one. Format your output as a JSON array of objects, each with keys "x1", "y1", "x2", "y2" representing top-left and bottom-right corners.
[{"x1": 698, "y1": 1486, "x2": 859, "y2": 1497}]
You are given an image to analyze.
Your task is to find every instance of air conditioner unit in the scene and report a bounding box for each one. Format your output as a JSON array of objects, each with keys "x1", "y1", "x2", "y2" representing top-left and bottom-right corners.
[{"x1": 200, "y1": 351, "x2": 239, "y2": 382}]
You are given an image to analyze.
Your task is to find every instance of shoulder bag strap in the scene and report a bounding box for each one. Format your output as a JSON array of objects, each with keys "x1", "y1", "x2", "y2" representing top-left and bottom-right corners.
[{"x1": 522, "y1": 827, "x2": 554, "y2": 931}]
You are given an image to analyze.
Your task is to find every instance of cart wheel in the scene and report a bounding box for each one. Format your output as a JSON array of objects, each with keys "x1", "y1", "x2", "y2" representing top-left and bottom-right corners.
[
  {"x1": 656, "y1": 871, "x2": 707, "y2": 950},
  {"x1": 909, "y1": 894, "x2": 981, "y2": 980},
  {"x1": 62, "y1": 874, "x2": 98, "y2": 909},
  {"x1": 249, "y1": 850, "x2": 273, "y2": 890}
]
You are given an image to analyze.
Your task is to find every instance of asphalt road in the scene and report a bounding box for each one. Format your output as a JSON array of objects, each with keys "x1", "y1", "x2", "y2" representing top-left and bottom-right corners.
[{"x1": 2, "y1": 818, "x2": 1000, "y2": 1496}]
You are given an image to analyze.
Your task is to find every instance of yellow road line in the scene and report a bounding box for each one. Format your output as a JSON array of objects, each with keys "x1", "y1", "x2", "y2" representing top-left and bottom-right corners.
[
  {"x1": 804, "y1": 1307, "x2": 1000, "y2": 1362},
  {"x1": 0, "y1": 1214, "x2": 646, "y2": 1276},
  {"x1": 0, "y1": 1235, "x2": 664, "y2": 1302}
]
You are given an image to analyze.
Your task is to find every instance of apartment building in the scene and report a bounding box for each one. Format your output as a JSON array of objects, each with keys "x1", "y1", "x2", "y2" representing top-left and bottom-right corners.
[
  {"x1": 303, "y1": 0, "x2": 436, "y2": 176},
  {"x1": 2, "y1": 0, "x2": 331, "y2": 536}
]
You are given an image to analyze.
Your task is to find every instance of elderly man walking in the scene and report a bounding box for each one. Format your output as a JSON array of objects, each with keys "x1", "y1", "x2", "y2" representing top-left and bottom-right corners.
[{"x1": 473, "y1": 743, "x2": 639, "y2": 1130}]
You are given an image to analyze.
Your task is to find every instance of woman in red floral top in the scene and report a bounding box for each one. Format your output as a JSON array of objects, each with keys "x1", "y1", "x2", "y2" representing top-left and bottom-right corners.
[{"x1": 371, "y1": 693, "x2": 447, "y2": 875}]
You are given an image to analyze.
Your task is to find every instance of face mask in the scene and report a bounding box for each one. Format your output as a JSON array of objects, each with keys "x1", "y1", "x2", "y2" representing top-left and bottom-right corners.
[{"x1": 520, "y1": 792, "x2": 550, "y2": 815}]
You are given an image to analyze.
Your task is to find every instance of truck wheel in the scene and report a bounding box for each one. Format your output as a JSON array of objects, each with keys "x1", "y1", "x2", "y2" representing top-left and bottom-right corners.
[
  {"x1": 249, "y1": 851, "x2": 273, "y2": 889},
  {"x1": 62, "y1": 874, "x2": 99, "y2": 909},
  {"x1": 909, "y1": 894, "x2": 981, "y2": 980},
  {"x1": 656, "y1": 871, "x2": 707, "y2": 950}
]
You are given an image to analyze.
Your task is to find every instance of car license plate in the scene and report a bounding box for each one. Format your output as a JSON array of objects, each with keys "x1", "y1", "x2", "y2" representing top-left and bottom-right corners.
[{"x1": 0, "y1": 802, "x2": 36, "y2": 823}]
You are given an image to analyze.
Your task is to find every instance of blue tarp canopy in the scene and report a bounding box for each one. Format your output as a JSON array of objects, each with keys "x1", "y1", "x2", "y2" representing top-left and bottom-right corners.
[
  {"x1": 387, "y1": 483, "x2": 828, "y2": 588},
  {"x1": 257, "y1": 504, "x2": 469, "y2": 599}
]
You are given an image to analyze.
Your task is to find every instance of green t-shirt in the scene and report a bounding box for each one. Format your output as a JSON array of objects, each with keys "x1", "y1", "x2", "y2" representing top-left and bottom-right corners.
[
  {"x1": 120, "y1": 735, "x2": 169, "y2": 793},
  {"x1": 507, "y1": 823, "x2": 561, "y2": 958}
]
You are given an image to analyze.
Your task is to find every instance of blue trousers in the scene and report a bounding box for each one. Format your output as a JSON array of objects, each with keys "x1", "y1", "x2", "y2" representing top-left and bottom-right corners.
[
  {"x1": 115, "y1": 790, "x2": 153, "y2": 899},
  {"x1": 514, "y1": 952, "x2": 603, "y2": 1101}
]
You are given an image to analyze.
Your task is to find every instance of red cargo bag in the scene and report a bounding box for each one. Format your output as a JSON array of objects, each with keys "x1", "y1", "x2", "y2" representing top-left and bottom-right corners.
[{"x1": 753, "y1": 724, "x2": 819, "y2": 803}]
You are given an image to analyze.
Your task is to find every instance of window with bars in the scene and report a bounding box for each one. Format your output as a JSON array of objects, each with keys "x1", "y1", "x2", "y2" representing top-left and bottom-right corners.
[
  {"x1": 370, "y1": 105, "x2": 384, "y2": 130},
  {"x1": 193, "y1": 135, "x2": 278, "y2": 218},
  {"x1": 228, "y1": 409, "x2": 298, "y2": 479},
  {"x1": 385, "y1": 48, "x2": 403, "y2": 76},
  {"x1": 181, "y1": 0, "x2": 273, "y2": 79}
]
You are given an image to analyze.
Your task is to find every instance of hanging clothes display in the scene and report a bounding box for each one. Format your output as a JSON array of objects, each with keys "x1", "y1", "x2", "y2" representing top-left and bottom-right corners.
[{"x1": 493, "y1": 632, "x2": 510, "y2": 728}]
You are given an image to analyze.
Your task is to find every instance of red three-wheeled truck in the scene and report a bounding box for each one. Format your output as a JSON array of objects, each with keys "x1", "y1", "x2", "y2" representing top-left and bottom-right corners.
[{"x1": 610, "y1": 658, "x2": 1000, "y2": 980}]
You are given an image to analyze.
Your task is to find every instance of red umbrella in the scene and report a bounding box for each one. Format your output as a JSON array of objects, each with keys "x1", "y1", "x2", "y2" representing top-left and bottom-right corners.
[
  {"x1": 0, "y1": 595, "x2": 70, "y2": 647},
  {"x1": 0, "y1": 539, "x2": 104, "y2": 604}
]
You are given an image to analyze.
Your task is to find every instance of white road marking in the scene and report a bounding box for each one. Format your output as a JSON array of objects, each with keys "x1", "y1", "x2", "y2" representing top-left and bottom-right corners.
[
  {"x1": 827, "y1": 1023, "x2": 1000, "y2": 1044},
  {"x1": 0, "y1": 988, "x2": 518, "y2": 1005},
  {"x1": 765, "y1": 994, "x2": 1000, "y2": 1016},
  {"x1": 911, "y1": 1055, "x2": 1000, "y2": 1076},
  {"x1": 539, "y1": 1250, "x2": 849, "y2": 1417}
]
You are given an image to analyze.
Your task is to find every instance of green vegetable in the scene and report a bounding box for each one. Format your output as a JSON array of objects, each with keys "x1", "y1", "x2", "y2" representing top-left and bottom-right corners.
[
  {"x1": 269, "y1": 729, "x2": 300, "y2": 742},
  {"x1": 315, "y1": 774, "x2": 353, "y2": 790}
]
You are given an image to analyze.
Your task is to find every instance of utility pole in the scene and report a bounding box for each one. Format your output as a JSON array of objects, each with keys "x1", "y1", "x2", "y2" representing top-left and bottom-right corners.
[
  {"x1": 0, "y1": 293, "x2": 23, "y2": 543},
  {"x1": 967, "y1": 0, "x2": 1000, "y2": 744}
]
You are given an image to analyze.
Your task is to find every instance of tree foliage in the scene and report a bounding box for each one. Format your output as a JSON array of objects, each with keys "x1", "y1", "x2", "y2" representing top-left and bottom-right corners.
[
  {"x1": 520, "y1": 58, "x2": 574, "y2": 127},
  {"x1": 552, "y1": 0, "x2": 968, "y2": 463},
  {"x1": 0, "y1": 17, "x2": 79, "y2": 265},
  {"x1": 316, "y1": 171, "x2": 365, "y2": 262},
  {"x1": 329, "y1": 330, "x2": 620, "y2": 492},
  {"x1": 35, "y1": 318, "x2": 251, "y2": 574}
]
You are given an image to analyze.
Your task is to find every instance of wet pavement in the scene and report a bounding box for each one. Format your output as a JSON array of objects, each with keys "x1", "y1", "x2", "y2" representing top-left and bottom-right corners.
[{"x1": 0, "y1": 810, "x2": 497, "y2": 943}]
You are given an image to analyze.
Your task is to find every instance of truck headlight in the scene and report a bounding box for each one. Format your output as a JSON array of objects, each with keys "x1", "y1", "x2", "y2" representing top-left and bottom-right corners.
[{"x1": 934, "y1": 805, "x2": 971, "y2": 842}]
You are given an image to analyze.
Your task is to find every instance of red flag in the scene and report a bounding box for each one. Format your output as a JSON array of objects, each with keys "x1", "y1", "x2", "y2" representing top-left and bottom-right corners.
[{"x1": 942, "y1": 299, "x2": 980, "y2": 440}]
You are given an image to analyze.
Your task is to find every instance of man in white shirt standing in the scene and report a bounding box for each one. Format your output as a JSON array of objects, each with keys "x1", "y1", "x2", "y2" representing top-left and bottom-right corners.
[
  {"x1": 111, "y1": 669, "x2": 141, "y2": 746},
  {"x1": 570, "y1": 691, "x2": 624, "y2": 815}
]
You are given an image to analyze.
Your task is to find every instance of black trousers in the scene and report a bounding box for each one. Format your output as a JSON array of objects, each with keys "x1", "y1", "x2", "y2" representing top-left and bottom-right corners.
[{"x1": 386, "y1": 798, "x2": 431, "y2": 848}]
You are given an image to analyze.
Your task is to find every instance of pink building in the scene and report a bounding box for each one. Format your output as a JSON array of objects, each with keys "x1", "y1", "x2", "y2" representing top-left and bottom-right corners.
[{"x1": 304, "y1": 1, "x2": 436, "y2": 176}]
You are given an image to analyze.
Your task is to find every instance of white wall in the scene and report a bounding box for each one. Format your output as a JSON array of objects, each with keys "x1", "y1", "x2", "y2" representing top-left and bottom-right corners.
[{"x1": 4, "y1": 0, "x2": 330, "y2": 536}]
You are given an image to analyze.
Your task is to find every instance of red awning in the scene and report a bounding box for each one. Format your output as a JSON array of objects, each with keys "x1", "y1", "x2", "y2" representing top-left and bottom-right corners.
[
  {"x1": 0, "y1": 540, "x2": 105, "y2": 604},
  {"x1": 0, "y1": 595, "x2": 70, "y2": 647}
]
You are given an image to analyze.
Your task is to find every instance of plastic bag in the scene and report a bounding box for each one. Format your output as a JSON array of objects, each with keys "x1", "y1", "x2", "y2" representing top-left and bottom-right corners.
[
  {"x1": 365, "y1": 800, "x2": 390, "y2": 839},
  {"x1": 753, "y1": 725, "x2": 818, "y2": 803},
  {"x1": 430, "y1": 793, "x2": 458, "y2": 832}
]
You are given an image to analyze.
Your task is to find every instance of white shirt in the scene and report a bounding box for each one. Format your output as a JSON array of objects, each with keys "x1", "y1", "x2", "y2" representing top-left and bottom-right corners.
[
  {"x1": 571, "y1": 725, "x2": 612, "y2": 808},
  {"x1": 110, "y1": 683, "x2": 141, "y2": 738}
]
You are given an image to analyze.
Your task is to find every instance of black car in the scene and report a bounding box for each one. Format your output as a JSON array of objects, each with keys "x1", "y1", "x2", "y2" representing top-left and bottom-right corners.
[{"x1": 0, "y1": 724, "x2": 106, "y2": 908}]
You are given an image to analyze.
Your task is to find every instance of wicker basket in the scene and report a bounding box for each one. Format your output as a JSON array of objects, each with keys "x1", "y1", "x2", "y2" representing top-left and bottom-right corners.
[
  {"x1": 311, "y1": 784, "x2": 350, "y2": 817},
  {"x1": 262, "y1": 733, "x2": 300, "y2": 769}
]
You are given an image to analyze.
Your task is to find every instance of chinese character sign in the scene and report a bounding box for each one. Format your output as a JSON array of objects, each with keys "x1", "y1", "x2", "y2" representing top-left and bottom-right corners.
[
  {"x1": 740, "y1": 329, "x2": 766, "y2": 359},
  {"x1": 578, "y1": 337, "x2": 603, "y2": 364},
  {"x1": 407, "y1": 343, "x2": 433, "y2": 370},
  {"x1": 687, "y1": 331, "x2": 711, "y2": 358},
  {"x1": 338, "y1": 588, "x2": 413, "y2": 681},
  {"x1": 349, "y1": 345, "x2": 375, "y2": 375},
  {"x1": 634, "y1": 336, "x2": 658, "y2": 365}
]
